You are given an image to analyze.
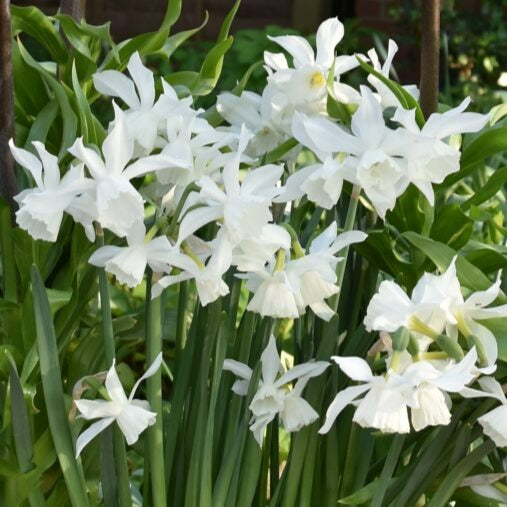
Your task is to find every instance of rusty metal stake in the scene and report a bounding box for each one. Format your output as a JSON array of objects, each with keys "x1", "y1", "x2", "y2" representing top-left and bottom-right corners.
[
  {"x1": 0, "y1": 0, "x2": 17, "y2": 209},
  {"x1": 419, "y1": 0, "x2": 441, "y2": 118}
]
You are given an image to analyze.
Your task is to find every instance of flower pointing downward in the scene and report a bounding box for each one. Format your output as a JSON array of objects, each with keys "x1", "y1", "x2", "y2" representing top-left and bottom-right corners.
[
  {"x1": 74, "y1": 353, "x2": 162, "y2": 458},
  {"x1": 223, "y1": 335, "x2": 329, "y2": 445}
]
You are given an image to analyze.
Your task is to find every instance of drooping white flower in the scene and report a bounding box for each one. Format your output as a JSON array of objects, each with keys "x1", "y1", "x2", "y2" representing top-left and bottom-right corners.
[
  {"x1": 275, "y1": 156, "x2": 355, "y2": 210},
  {"x1": 241, "y1": 225, "x2": 366, "y2": 321},
  {"x1": 223, "y1": 335, "x2": 329, "y2": 445},
  {"x1": 217, "y1": 90, "x2": 287, "y2": 157},
  {"x1": 320, "y1": 348, "x2": 481, "y2": 434},
  {"x1": 93, "y1": 52, "x2": 190, "y2": 155},
  {"x1": 10, "y1": 140, "x2": 93, "y2": 242},
  {"x1": 461, "y1": 376, "x2": 507, "y2": 447},
  {"x1": 292, "y1": 86, "x2": 413, "y2": 217},
  {"x1": 392, "y1": 98, "x2": 488, "y2": 204},
  {"x1": 364, "y1": 256, "x2": 505, "y2": 365},
  {"x1": 319, "y1": 355, "x2": 412, "y2": 434},
  {"x1": 176, "y1": 126, "x2": 283, "y2": 246},
  {"x1": 366, "y1": 39, "x2": 419, "y2": 108},
  {"x1": 152, "y1": 229, "x2": 232, "y2": 305},
  {"x1": 88, "y1": 222, "x2": 175, "y2": 288},
  {"x1": 74, "y1": 353, "x2": 162, "y2": 457},
  {"x1": 69, "y1": 108, "x2": 184, "y2": 237}
]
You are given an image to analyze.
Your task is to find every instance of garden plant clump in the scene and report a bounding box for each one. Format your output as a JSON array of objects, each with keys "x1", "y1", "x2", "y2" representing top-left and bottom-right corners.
[{"x1": 1, "y1": 1, "x2": 507, "y2": 505}]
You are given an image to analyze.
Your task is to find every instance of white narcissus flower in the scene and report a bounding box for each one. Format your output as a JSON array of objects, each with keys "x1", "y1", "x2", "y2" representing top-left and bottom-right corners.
[
  {"x1": 461, "y1": 377, "x2": 507, "y2": 447},
  {"x1": 392, "y1": 98, "x2": 488, "y2": 204},
  {"x1": 69, "y1": 107, "x2": 184, "y2": 238},
  {"x1": 223, "y1": 335, "x2": 329, "y2": 445},
  {"x1": 263, "y1": 17, "x2": 359, "y2": 133},
  {"x1": 366, "y1": 39, "x2": 420, "y2": 108},
  {"x1": 74, "y1": 353, "x2": 162, "y2": 457},
  {"x1": 176, "y1": 126, "x2": 283, "y2": 246},
  {"x1": 242, "y1": 225, "x2": 366, "y2": 321},
  {"x1": 364, "y1": 256, "x2": 506, "y2": 366},
  {"x1": 10, "y1": 140, "x2": 93, "y2": 242},
  {"x1": 275, "y1": 156, "x2": 355, "y2": 210},
  {"x1": 88, "y1": 222, "x2": 175, "y2": 288},
  {"x1": 93, "y1": 52, "x2": 188, "y2": 155},
  {"x1": 320, "y1": 348, "x2": 481, "y2": 434},
  {"x1": 217, "y1": 91, "x2": 286, "y2": 157},
  {"x1": 292, "y1": 86, "x2": 413, "y2": 218},
  {"x1": 152, "y1": 229, "x2": 232, "y2": 305}
]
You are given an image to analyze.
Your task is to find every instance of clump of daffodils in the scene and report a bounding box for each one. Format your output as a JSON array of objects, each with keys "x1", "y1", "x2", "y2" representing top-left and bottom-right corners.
[{"x1": 12, "y1": 16, "x2": 504, "y2": 454}]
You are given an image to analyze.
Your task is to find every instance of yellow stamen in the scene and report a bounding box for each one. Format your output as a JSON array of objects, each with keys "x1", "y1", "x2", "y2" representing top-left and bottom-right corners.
[{"x1": 309, "y1": 71, "x2": 325, "y2": 88}]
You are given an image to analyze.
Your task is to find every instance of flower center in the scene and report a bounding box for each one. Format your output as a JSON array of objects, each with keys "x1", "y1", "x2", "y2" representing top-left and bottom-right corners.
[{"x1": 309, "y1": 71, "x2": 325, "y2": 89}]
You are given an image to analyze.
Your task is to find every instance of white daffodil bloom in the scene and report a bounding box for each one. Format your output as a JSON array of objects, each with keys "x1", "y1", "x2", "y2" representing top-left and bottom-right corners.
[
  {"x1": 292, "y1": 86, "x2": 413, "y2": 217},
  {"x1": 74, "y1": 353, "x2": 162, "y2": 457},
  {"x1": 364, "y1": 257, "x2": 506, "y2": 365},
  {"x1": 69, "y1": 108, "x2": 184, "y2": 237},
  {"x1": 232, "y1": 224, "x2": 291, "y2": 272},
  {"x1": 392, "y1": 99, "x2": 488, "y2": 204},
  {"x1": 399, "y1": 348, "x2": 479, "y2": 431},
  {"x1": 88, "y1": 223, "x2": 175, "y2": 288},
  {"x1": 157, "y1": 116, "x2": 239, "y2": 189},
  {"x1": 275, "y1": 156, "x2": 356, "y2": 210},
  {"x1": 10, "y1": 140, "x2": 93, "y2": 242},
  {"x1": 176, "y1": 126, "x2": 283, "y2": 246},
  {"x1": 242, "y1": 225, "x2": 366, "y2": 321},
  {"x1": 93, "y1": 52, "x2": 184, "y2": 154},
  {"x1": 320, "y1": 348, "x2": 481, "y2": 434},
  {"x1": 263, "y1": 17, "x2": 358, "y2": 133},
  {"x1": 461, "y1": 377, "x2": 507, "y2": 447},
  {"x1": 152, "y1": 229, "x2": 232, "y2": 305},
  {"x1": 217, "y1": 90, "x2": 287, "y2": 157},
  {"x1": 223, "y1": 335, "x2": 329, "y2": 445},
  {"x1": 366, "y1": 39, "x2": 419, "y2": 108}
]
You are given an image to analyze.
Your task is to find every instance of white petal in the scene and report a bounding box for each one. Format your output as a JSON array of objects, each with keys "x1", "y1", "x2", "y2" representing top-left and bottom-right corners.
[
  {"x1": 319, "y1": 384, "x2": 371, "y2": 433},
  {"x1": 176, "y1": 206, "x2": 223, "y2": 245},
  {"x1": 9, "y1": 140, "x2": 43, "y2": 188},
  {"x1": 129, "y1": 352, "x2": 163, "y2": 400},
  {"x1": 93, "y1": 70, "x2": 140, "y2": 109},
  {"x1": 267, "y1": 35, "x2": 315, "y2": 68},
  {"x1": 74, "y1": 399, "x2": 120, "y2": 419},
  {"x1": 261, "y1": 335, "x2": 281, "y2": 385},
  {"x1": 332, "y1": 355, "x2": 374, "y2": 382},
  {"x1": 127, "y1": 52, "x2": 155, "y2": 109},
  {"x1": 117, "y1": 403, "x2": 157, "y2": 445},
  {"x1": 105, "y1": 361, "x2": 129, "y2": 405},
  {"x1": 275, "y1": 361, "x2": 329, "y2": 387},
  {"x1": 32, "y1": 141, "x2": 60, "y2": 189},
  {"x1": 75, "y1": 417, "x2": 115, "y2": 458},
  {"x1": 315, "y1": 17, "x2": 344, "y2": 69},
  {"x1": 223, "y1": 359, "x2": 253, "y2": 381},
  {"x1": 351, "y1": 86, "x2": 385, "y2": 148},
  {"x1": 88, "y1": 245, "x2": 121, "y2": 267},
  {"x1": 281, "y1": 394, "x2": 318, "y2": 432},
  {"x1": 68, "y1": 138, "x2": 107, "y2": 180},
  {"x1": 103, "y1": 107, "x2": 134, "y2": 175}
]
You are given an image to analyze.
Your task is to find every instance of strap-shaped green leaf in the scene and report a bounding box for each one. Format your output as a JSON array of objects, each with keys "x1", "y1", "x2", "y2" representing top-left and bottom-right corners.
[{"x1": 31, "y1": 265, "x2": 89, "y2": 507}]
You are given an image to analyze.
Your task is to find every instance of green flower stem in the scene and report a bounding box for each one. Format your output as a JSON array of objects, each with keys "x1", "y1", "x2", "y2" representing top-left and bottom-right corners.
[
  {"x1": 96, "y1": 225, "x2": 131, "y2": 507},
  {"x1": 145, "y1": 271, "x2": 167, "y2": 507},
  {"x1": 330, "y1": 185, "x2": 361, "y2": 312}
]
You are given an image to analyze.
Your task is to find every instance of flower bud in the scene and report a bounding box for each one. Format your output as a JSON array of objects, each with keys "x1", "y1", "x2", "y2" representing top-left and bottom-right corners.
[
  {"x1": 435, "y1": 334, "x2": 464, "y2": 361},
  {"x1": 392, "y1": 327, "x2": 410, "y2": 352}
]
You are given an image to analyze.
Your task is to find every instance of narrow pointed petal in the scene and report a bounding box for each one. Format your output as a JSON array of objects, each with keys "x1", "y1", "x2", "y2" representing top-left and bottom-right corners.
[
  {"x1": 332, "y1": 355, "x2": 374, "y2": 382},
  {"x1": 129, "y1": 353, "x2": 163, "y2": 400},
  {"x1": 315, "y1": 17, "x2": 344, "y2": 69},
  {"x1": 267, "y1": 35, "x2": 315, "y2": 67},
  {"x1": 261, "y1": 335, "x2": 281, "y2": 385},
  {"x1": 319, "y1": 384, "x2": 371, "y2": 433},
  {"x1": 75, "y1": 417, "x2": 115, "y2": 457},
  {"x1": 127, "y1": 52, "x2": 155, "y2": 108}
]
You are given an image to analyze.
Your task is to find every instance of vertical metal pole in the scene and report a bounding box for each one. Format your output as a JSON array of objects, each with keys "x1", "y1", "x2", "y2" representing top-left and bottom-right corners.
[
  {"x1": 0, "y1": 0, "x2": 17, "y2": 209},
  {"x1": 419, "y1": 0, "x2": 441, "y2": 118}
]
